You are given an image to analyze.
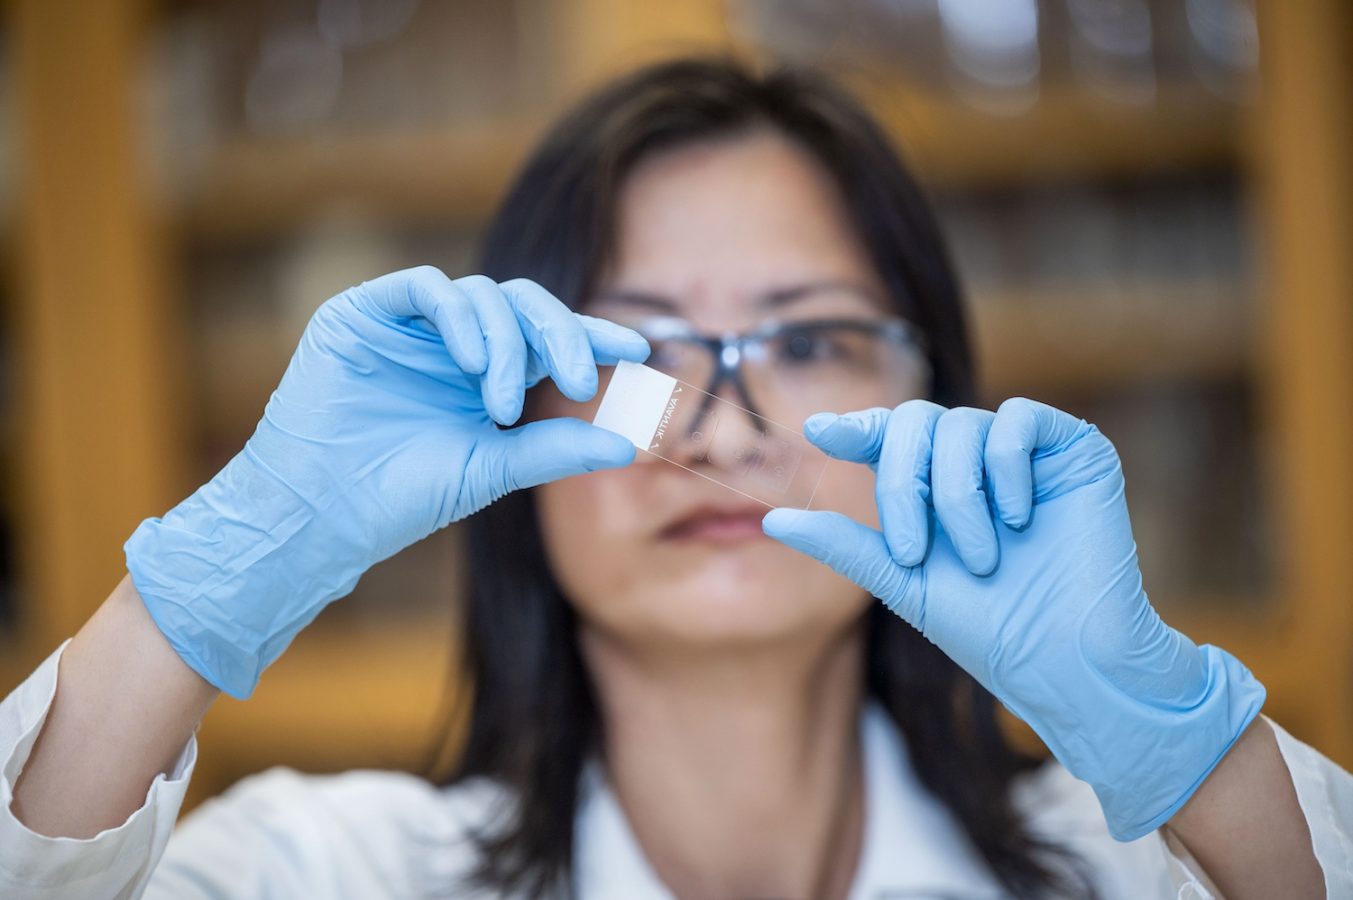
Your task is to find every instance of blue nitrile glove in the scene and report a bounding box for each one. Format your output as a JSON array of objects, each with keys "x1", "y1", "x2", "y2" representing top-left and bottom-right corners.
[
  {"x1": 762, "y1": 398, "x2": 1265, "y2": 841},
  {"x1": 125, "y1": 267, "x2": 649, "y2": 700}
]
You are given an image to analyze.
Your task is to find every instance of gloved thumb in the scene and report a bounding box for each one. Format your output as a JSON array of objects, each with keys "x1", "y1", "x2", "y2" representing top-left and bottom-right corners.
[
  {"x1": 762, "y1": 508, "x2": 924, "y2": 626},
  {"x1": 459, "y1": 417, "x2": 635, "y2": 516}
]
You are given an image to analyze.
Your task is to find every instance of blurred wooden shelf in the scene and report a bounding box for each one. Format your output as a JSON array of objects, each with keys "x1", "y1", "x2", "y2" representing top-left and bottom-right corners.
[
  {"x1": 172, "y1": 85, "x2": 1248, "y2": 241},
  {"x1": 177, "y1": 116, "x2": 545, "y2": 241},
  {"x1": 857, "y1": 81, "x2": 1249, "y2": 191},
  {"x1": 971, "y1": 281, "x2": 1255, "y2": 395}
]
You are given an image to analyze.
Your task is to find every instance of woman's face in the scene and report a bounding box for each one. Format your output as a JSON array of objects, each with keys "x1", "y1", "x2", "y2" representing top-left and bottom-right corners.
[{"x1": 533, "y1": 131, "x2": 924, "y2": 653}]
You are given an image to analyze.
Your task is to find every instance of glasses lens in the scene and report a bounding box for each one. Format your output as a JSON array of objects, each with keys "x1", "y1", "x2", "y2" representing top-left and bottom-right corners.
[{"x1": 744, "y1": 321, "x2": 928, "y2": 422}]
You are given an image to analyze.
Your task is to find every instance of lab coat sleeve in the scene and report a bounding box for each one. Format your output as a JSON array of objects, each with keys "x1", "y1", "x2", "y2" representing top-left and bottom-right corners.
[
  {"x1": 1159, "y1": 717, "x2": 1353, "y2": 898},
  {"x1": 0, "y1": 640, "x2": 197, "y2": 900}
]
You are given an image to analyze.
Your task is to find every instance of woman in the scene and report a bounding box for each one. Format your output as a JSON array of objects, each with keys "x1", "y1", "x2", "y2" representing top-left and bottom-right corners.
[{"x1": 2, "y1": 59, "x2": 1348, "y2": 899}]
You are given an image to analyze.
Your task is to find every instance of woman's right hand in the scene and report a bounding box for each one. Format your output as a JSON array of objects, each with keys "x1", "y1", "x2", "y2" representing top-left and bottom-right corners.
[{"x1": 124, "y1": 267, "x2": 650, "y2": 699}]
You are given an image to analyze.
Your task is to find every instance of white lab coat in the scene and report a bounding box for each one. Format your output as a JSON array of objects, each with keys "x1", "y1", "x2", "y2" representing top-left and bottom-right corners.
[{"x1": 1, "y1": 641, "x2": 1351, "y2": 898}]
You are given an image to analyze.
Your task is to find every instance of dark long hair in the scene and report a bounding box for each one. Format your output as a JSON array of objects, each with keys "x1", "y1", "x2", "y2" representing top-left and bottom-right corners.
[{"x1": 437, "y1": 58, "x2": 1088, "y2": 898}]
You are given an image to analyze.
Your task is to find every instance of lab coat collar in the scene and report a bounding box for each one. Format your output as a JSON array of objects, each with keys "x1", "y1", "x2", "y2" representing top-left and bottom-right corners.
[{"x1": 572, "y1": 703, "x2": 1004, "y2": 899}]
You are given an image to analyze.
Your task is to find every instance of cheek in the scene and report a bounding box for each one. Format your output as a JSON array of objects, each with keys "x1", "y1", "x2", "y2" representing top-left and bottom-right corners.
[
  {"x1": 535, "y1": 467, "x2": 648, "y2": 609},
  {"x1": 810, "y1": 458, "x2": 881, "y2": 528}
]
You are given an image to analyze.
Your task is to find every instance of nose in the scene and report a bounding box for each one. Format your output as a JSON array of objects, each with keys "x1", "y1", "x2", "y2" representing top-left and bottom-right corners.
[{"x1": 663, "y1": 376, "x2": 771, "y2": 481}]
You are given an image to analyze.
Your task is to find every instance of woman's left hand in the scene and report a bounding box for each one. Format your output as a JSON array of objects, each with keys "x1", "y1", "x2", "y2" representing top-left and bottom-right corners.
[{"x1": 763, "y1": 398, "x2": 1266, "y2": 841}]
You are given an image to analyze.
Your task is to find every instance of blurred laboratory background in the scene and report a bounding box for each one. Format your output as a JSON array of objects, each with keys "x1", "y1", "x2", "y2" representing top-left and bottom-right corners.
[{"x1": 0, "y1": 0, "x2": 1349, "y2": 810}]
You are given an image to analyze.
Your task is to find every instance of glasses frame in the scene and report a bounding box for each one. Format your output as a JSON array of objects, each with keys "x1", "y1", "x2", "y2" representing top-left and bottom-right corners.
[{"x1": 628, "y1": 314, "x2": 930, "y2": 426}]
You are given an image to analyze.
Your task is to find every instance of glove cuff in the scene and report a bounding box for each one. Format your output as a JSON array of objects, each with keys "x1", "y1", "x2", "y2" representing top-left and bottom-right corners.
[
  {"x1": 1090, "y1": 643, "x2": 1266, "y2": 841},
  {"x1": 124, "y1": 447, "x2": 366, "y2": 699}
]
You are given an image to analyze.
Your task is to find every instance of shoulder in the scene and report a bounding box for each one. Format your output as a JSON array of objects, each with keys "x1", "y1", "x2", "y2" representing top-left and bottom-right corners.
[{"x1": 154, "y1": 767, "x2": 516, "y2": 898}]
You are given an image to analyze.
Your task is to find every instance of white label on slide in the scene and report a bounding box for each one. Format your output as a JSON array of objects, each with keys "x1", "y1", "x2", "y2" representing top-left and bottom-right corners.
[{"x1": 592, "y1": 360, "x2": 680, "y2": 450}]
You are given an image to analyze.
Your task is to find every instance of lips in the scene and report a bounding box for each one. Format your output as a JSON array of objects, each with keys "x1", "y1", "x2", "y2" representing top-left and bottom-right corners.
[{"x1": 657, "y1": 502, "x2": 771, "y2": 543}]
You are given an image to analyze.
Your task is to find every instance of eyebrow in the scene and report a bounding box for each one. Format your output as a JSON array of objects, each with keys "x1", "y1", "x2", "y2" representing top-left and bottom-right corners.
[{"x1": 591, "y1": 280, "x2": 880, "y2": 312}]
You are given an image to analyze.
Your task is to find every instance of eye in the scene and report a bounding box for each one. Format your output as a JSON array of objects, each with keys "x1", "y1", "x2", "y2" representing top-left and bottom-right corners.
[{"x1": 778, "y1": 330, "x2": 844, "y2": 364}]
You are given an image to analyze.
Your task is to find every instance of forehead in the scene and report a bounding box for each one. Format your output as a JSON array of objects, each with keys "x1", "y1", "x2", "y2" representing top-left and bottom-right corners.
[{"x1": 598, "y1": 130, "x2": 883, "y2": 322}]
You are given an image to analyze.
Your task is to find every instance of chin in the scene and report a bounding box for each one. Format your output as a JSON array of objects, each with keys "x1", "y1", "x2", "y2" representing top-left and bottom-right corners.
[{"x1": 598, "y1": 552, "x2": 869, "y2": 651}]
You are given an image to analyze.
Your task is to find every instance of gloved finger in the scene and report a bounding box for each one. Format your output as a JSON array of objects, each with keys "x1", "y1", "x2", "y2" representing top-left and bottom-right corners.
[
  {"x1": 457, "y1": 276, "x2": 530, "y2": 426},
  {"x1": 984, "y1": 396, "x2": 1087, "y2": 529},
  {"x1": 761, "y1": 508, "x2": 922, "y2": 626},
  {"x1": 931, "y1": 406, "x2": 1000, "y2": 576},
  {"x1": 801, "y1": 407, "x2": 890, "y2": 469},
  {"x1": 464, "y1": 417, "x2": 636, "y2": 513},
  {"x1": 578, "y1": 314, "x2": 652, "y2": 366},
  {"x1": 876, "y1": 401, "x2": 946, "y2": 567},
  {"x1": 365, "y1": 267, "x2": 489, "y2": 375},
  {"x1": 501, "y1": 279, "x2": 599, "y2": 402}
]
